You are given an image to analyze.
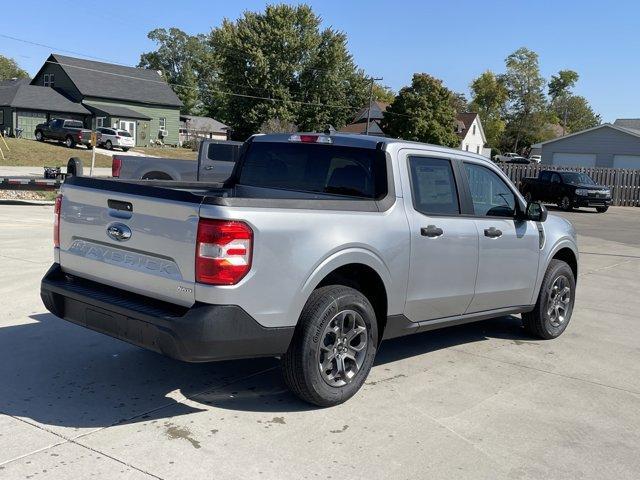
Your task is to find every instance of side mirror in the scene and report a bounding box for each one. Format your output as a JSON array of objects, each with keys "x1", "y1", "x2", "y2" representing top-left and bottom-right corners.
[{"x1": 526, "y1": 201, "x2": 547, "y2": 222}]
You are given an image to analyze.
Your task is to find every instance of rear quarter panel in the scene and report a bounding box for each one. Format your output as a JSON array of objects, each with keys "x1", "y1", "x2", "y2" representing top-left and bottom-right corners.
[{"x1": 196, "y1": 200, "x2": 411, "y2": 328}]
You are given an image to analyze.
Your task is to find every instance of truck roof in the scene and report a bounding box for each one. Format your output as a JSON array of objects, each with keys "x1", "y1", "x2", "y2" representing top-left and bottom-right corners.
[{"x1": 251, "y1": 132, "x2": 492, "y2": 163}]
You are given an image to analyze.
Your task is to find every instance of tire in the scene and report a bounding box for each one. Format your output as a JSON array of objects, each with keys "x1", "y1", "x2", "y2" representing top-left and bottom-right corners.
[
  {"x1": 522, "y1": 259, "x2": 575, "y2": 339},
  {"x1": 596, "y1": 206, "x2": 608, "y2": 213},
  {"x1": 122, "y1": 147, "x2": 130, "y2": 152},
  {"x1": 35, "y1": 131, "x2": 44, "y2": 142},
  {"x1": 106, "y1": 140, "x2": 113, "y2": 150},
  {"x1": 281, "y1": 285, "x2": 378, "y2": 407},
  {"x1": 65, "y1": 136, "x2": 76, "y2": 148},
  {"x1": 141, "y1": 171, "x2": 172, "y2": 180},
  {"x1": 86, "y1": 145, "x2": 93, "y2": 150},
  {"x1": 559, "y1": 195, "x2": 573, "y2": 211}
]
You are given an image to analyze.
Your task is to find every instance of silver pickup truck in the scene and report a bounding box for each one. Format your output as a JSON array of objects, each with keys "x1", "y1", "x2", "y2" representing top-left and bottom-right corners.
[
  {"x1": 41, "y1": 133, "x2": 578, "y2": 406},
  {"x1": 112, "y1": 139, "x2": 242, "y2": 182}
]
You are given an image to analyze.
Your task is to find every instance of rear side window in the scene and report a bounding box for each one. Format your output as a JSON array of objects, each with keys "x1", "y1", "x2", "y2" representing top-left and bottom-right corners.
[
  {"x1": 540, "y1": 171, "x2": 551, "y2": 182},
  {"x1": 408, "y1": 157, "x2": 460, "y2": 215},
  {"x1": 208, "y1": 143, "x2": 237, "y2": 162},
  {"x1": 117, "y1": 130, "x2": 132, "y2": 137},
  {"x1": 238, "y1": 142, "x2": 387, "y2": 199}
]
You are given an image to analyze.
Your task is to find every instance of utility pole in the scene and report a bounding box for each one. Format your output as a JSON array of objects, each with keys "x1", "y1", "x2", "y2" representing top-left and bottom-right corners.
[{"x1": 365, "y1": 77, "x2": 383, "y2": 135}]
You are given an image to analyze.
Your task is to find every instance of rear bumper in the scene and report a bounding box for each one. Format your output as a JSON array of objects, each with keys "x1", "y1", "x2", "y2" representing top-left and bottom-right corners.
[{"x1": 40, "y1": 264, "x2": 294, "y2": 362}]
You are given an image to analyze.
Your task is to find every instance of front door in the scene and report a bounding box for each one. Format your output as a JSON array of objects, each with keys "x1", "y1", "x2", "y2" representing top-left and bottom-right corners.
[
  {"x1": 401, "y1": 153, "x2": 479, "y2": 322},
  {"x1": 461, "y1": 162, "x2": 540, "y2": 312},
  {"x1": 119, "y1": 120, "x2": 136, "y2": 145}
]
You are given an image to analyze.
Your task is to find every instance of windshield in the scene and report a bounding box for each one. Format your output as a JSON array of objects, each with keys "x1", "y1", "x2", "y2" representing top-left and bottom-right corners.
[
  {"x1": 561, "y1": 172, "x2": 596, "y2": 185},
  {"x1": 238, "y1": 142, "x2": 387, "y2": 199}
]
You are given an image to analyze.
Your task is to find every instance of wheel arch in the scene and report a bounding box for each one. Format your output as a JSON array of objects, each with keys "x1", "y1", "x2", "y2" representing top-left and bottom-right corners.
[
  {"x1": 141, "y1": 171, "x2": 173, "y2": 180},
  {"x1": 552, "y1": 246, "x2": 578, "y2": 280},
  {"x1": 295, "y1": 249, "x2": 393, "y2": 340}
]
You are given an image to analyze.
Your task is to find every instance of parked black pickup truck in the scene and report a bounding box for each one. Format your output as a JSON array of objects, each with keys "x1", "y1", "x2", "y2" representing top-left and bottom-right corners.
[
  {"x1": 519, "y1": 170, "x2": 611, "y2": 212},
  {"x1": 35, "y1": 118, "x2": 93, "y2": 149}
]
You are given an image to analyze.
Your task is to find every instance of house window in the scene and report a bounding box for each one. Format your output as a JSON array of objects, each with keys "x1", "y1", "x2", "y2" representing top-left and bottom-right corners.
[
  {"x1": 465, "y1": 144, "x2": 469, "y2": 151},
  {"x1": 0, "y1": 110, "x2": 4, "y2": 125},
  {"x1": 43, "y1": 73, "x2": 55, "y2": 87},
  {"x1": 476, "y1": 145, "x2": 480, "y2": 154},
  {"x1": 472, "y1": 124, "x2": 476, "y2": 135},
  {"x1": 96, "y1": 117, "x2": 105, "y2": 128},
  {"x1": 159, "y1": 117, "x2": 166, "y2": 130}
]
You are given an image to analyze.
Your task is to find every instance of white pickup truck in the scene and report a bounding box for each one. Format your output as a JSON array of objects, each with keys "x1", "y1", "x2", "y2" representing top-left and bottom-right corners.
[{"x1": 41, "y1": 133, "x2": 578, "y2": 406}]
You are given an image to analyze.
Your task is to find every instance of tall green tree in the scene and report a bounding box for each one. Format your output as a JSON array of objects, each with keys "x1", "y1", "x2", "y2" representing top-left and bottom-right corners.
[
  {"x1": 449, "y1": 92, "x2": 468, "y2": 114},
  {"x1": 381, "y1": 73, "x2": 460, "y2": 147},
  {"x1": 371, "y1": 83, "x2": 395, "y2": 104},
  {"x1": 0, "y1": 55, "x2": 29, "y2": 81},
  {"x1": 207, "y1": 4, "x2": 368, "y2": 139},
  {"x1": 469, "y1": 71, "x2": 508, "y2": 148},
  {"x1": 139, "y1": 28, "x2": 206, "y2": 114},
  {"x1": 501, "y1": 47, "x2": 547, "y2": 151},
  {"x1": 552, "y1": 95, "x2": 600, "y2": 133}
]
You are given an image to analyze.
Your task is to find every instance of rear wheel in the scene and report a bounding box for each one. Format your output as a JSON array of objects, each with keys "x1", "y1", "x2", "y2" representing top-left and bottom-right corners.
[
  {"x1": 122, "y1": 147, "x2": 130, "y2": 152},
  {"x1": 65, "y1": 136, "x2": 75, "y2": 148},
  {"x1": 282, "y1": 285, "x2": 378, "y2": 407},
  {"x1": 596, "y1": 206, "x2": 608, "y2": 213},
  {"x1": 105, "y1": 140, "x2": 113, "y2": 150},
  {"x1": 522, "y1": 259, "x2": 575, "y2": 339}
]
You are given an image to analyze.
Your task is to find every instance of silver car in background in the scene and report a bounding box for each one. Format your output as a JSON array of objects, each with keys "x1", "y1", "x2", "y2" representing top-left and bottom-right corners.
[{"x1": 96, "y1": 127, "x2": 135, "y2": 151}]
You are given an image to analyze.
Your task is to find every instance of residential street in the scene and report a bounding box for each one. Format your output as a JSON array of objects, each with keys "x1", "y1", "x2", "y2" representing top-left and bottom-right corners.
[{"x1": 1, "y1": 205, "x2": 639, "y2": 479}]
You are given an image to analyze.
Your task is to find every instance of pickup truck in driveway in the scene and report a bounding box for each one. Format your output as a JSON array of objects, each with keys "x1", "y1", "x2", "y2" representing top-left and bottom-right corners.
[
  {"x1": 35, "y1": 118, "x2": 93, "y2": 149},
  {"x1": 41, "y1": 133, "x2": 579, "y2": 406},
  {"x1": 519, "y1": 170, "x2": 612, "y2": 212},
  {"x1": 112, "y1": 139, "x2": 242, "y2": 182}
]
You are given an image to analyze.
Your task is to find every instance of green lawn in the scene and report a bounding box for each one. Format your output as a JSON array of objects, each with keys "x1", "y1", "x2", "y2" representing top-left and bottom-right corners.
[
  {"x1": 0, "y1": 137, "x2": 112, "y2": 167},
  {"x1": 130, "y1": 146, "x2": 197, "y2": 160}
]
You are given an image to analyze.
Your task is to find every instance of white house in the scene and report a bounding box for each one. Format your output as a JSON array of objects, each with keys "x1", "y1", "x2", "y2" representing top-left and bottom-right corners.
[{"x1": 456, "y1": 113, "x2": 490, "y2": 157}]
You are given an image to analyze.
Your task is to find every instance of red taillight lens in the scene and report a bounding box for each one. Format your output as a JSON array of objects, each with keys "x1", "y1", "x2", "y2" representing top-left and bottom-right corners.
[
  {"x1": 196, "y1": 219, "x2": 253, "y2": 285},
  {"x1": 53, "y1": 194, "x2": 62, "y2": 248},
  {"x1": 112, "y1": 157, "x2": 122, "y2": 178},
  {"x1": 78, "y1": 132, "x2": 82, "y2": 141}
]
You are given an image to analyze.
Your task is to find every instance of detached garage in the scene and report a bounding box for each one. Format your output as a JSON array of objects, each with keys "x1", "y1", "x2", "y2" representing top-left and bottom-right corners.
[{"x1": 540, "y1": 124, "x2": 640, "y2": 169}]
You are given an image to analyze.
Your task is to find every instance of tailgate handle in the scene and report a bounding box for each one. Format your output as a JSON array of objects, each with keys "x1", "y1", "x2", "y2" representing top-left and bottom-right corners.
[{"x1": 108, "y1": 199, "x2": 133, "y2": 212}]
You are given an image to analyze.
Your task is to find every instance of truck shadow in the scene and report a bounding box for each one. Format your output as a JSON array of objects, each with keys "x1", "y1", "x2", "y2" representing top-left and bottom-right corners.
[{"x1": 0, "y1": 312, "x2": 534, "y2": 428}]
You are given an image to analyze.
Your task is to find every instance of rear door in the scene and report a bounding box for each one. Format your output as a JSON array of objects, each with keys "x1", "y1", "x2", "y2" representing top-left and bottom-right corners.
[
  {"x1": 401, "y1": 152, "x2": 479, "y2": 321},
  {"x1": 198, "y1": 141, "x2": 240, "y2": 182},
  {"x1": 460, "y1": 161, "x2": 540, "y2": 312},
  {"x1": 58, "y1": 179, "x2": 201, "y2": 306}
]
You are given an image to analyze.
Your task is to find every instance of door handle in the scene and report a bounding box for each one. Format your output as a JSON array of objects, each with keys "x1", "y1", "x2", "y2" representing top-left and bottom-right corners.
[
  {"x1": 421, "y1": 225, "x2": 444, "y2": 238},
  {"x1": 484, "y1": 227, "x2": 503, "y2": 238},
  {"x1": 203, "y1": 165, "x2": 214, "y2": 170}
]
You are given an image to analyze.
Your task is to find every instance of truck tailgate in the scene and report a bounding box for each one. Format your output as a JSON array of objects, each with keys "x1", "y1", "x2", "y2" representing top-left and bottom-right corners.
[{"x1": 58, "y1": 178, "x2": 202, "y2": 306}]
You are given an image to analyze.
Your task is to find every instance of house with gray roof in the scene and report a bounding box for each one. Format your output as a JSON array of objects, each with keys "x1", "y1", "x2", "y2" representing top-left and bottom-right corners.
[
  {"x1": 1, "y1": 54, "x2": 183, "y2": 146},
  {"x1": 538, "y1": 123, "x2": 640, "y2": 169},
  {"x1": 179, "y1": 115, "x2": 230, "y2": 144}
]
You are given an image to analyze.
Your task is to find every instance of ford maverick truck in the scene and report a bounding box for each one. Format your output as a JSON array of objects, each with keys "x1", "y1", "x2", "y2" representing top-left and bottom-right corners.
[{"x1": 41, "y1": 133, "x2": 578, "y2": 406}]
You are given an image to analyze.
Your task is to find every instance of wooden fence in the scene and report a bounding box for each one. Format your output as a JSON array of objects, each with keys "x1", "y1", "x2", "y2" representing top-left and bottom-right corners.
[{"x1": 498, "y1": 163, "x2": 640, "y2": 207}]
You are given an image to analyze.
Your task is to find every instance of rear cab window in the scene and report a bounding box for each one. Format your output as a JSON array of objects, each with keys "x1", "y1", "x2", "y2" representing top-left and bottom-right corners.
[{"x1": 238, "y1": 141, "x2": 387, "y2": 199}]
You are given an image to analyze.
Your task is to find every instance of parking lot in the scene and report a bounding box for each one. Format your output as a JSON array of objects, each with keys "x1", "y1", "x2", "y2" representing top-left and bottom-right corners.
[{"x1": 1, "y1": 204, "x2": 639, "y2": 480}]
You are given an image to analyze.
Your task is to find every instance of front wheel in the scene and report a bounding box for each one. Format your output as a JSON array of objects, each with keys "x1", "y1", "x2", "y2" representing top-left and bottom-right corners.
[
  {"x1": 559, "y1": 195, "x2": 573, "y2": 211},
  {"x1": 522, "y1": 259, "x2": 575, "y2": 339},
  {"x1": 596, "y1": 206, "x2": 609, "y2": 213},
  {"x1": 35, "y1": 131, "x2": 44, "y2": 141},
  {"x1": 282, "y1": 285, "x2": 378, "y2": 407}
]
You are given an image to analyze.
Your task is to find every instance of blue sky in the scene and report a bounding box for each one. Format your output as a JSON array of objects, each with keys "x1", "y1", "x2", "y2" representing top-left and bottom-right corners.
[{"x1": 1, "y1": 0, "x2": 638, "y2": 121}]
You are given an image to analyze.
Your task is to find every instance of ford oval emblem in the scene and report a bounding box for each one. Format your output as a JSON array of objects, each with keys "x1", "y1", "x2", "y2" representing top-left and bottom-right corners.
[{"x1": 107, "y1": 223, "x2": 132, "y2": 242}]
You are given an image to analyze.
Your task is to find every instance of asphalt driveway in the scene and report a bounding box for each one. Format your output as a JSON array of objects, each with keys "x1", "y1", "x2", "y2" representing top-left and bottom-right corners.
[{"x1": 0, "y1": 205, "x2": 639, "y2": 479}]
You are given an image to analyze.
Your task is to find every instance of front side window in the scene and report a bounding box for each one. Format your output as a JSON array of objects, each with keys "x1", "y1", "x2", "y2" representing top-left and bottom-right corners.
[
  {"x1": 464, "y1": 163, "x2": 516, "y2": 217},
  {"x1": 408, "y1": 157, "x2": 460, "y2": 215},
  {"x1": 551, "y1": 173, "x2": 561, "y2": 184},
  {"x1": 159, "y1": 117, "x2": 166, "y2": 129}
]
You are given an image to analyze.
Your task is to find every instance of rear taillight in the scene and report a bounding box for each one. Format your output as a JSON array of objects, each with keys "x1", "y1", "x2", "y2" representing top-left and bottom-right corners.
[
  {"x1": 77, "y1": 132, "x2": 82, "y2": 141},
  {"x1": 53, "y1": 194, "x2": 62, "y2": 248},
  {"x1": 196, "y1": 219, "x2": 253, "y2": 285},
  {"x1": 112, "y1": 157, "x2": 122, "y2": 178}
]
